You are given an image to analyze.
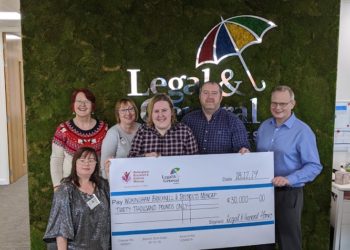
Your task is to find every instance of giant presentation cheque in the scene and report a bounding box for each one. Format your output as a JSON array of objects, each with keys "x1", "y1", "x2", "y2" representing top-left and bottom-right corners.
[{"x1": 110, "y1": 152, "x2": 275, "y2": 250}]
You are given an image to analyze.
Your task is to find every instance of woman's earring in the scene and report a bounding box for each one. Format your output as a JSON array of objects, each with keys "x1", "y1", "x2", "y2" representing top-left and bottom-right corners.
[
  {"x1": 72, "y1": 112, "x2": 76, "y2": 115},
  {"x1": 91, "y1": 112, "x2": 95, "y2": 115}
]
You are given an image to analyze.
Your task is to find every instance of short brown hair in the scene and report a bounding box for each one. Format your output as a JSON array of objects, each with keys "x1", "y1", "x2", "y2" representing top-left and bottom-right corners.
[
  {"x1": 147, "y1": 94, "x2": 177, "y2": 127},
  {"x1": 199, "y1": 81, "x2": 223, "y2": 95},
  {"x1": 115, "y1": 98, "x2": 139, "y2": 123}
]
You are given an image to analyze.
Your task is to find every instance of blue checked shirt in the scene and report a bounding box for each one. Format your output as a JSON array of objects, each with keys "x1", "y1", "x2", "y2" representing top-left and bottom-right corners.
[
  {"x1": 256, "y1": 113, "x2": 322, "y2": 187},
  {"x1": 182, "y1": 108, "x2": 250, "y2": 154}
]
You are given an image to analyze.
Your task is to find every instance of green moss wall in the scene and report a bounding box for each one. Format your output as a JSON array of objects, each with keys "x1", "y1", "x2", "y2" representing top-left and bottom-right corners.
[{"x1": 21, "y1": 0, "x2": 339, "y2": 249}]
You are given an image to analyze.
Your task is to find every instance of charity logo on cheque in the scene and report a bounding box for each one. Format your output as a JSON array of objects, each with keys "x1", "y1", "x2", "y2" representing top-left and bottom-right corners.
[{"x1": 122, "y1": 170, "x2": 150, "y2": 184}]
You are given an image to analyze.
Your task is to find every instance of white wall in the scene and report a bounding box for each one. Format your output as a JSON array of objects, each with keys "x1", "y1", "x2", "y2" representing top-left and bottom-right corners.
[
  {"x1": 0, "y1": 32, "x2": 10, "y2": 185},
  {"x1": 333, "y1": 0, "x2": 350, "y2": 169},
  {"x1": 0, "y1": 0, "x2": 21, "y2": 185}
]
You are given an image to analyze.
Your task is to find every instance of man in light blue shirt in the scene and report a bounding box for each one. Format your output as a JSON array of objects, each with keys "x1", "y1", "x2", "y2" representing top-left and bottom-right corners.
[{"x1": 256, "y1": 85, "x2": 322, "y2": 250}]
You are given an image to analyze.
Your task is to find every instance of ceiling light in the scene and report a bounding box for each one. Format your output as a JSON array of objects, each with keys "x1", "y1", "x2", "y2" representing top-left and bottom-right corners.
[
  {"x1": 6, "y1": 34, "x2": 21, "y2": 40},
  {"x1": 0, "y1": 12, "x2": 21, "y2": 20}
]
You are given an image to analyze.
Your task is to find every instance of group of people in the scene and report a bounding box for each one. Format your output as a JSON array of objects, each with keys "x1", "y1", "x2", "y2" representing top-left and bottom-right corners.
[{"x1": 43, "y1": 82, "x2": 322, "y2": 250}]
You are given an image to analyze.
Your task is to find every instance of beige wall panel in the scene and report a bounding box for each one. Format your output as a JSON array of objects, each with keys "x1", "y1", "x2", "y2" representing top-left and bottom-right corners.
[{"x1": 3, "y1": 34, "x2": 27, "y2": 183}]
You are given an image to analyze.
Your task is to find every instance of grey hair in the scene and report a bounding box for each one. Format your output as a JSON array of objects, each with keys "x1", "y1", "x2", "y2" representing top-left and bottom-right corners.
[{"x1": 272, "y1": 85, "x2": 295, "y2": 100}]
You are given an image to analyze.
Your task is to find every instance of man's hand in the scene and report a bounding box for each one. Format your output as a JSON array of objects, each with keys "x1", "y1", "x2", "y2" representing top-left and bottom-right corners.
[
  {"x1": 272, "y1": 176, "x2": 290, "y2": 187},
  {"x1": 238, "y1": 147, "x2": 250, "y2": 154}
]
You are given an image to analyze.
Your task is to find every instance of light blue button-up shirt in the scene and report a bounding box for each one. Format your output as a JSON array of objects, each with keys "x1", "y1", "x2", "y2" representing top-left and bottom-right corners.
[{"x1": 256, "y1": 113, "x2": 322, "y2": 187}]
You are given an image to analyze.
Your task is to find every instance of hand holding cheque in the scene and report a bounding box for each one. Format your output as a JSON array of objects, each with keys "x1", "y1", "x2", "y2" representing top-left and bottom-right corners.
[{"x1": 109, "y1": 152, "x2": 275, "y2": 250}]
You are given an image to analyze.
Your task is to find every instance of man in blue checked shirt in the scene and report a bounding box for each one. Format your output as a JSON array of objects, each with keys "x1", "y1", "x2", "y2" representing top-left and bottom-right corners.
[
  {"x1": 256, "y1": 85, "x2": 322, "y2": 250},
  {"x1": 182, "y1": 81, "x2": 250, "y2": 154}
]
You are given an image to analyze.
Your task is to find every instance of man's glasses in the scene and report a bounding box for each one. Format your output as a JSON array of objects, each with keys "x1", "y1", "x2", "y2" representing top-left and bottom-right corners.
[
  {"x1": 270, "y1": 101, "x2": 291, "y2": 109},
  {"x1": 77, "y1": 158, "x2": 96, "y2": 164},
  {"x1": 118, "y1": 107, "x2": 135, "y2": 114}
]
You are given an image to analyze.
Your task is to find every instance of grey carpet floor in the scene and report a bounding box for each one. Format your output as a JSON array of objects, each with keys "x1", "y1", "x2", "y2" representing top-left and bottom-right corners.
[{"x1": 0, "y1": 175, "x2": 30, "y2": 249}]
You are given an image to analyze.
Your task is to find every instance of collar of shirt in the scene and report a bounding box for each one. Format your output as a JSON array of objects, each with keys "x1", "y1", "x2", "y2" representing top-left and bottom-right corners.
[
  {"x1": 201, "y1": 107, "x2": 222, "y2": 122},
  {"x1": 271, "y1": 112, "x2": 296, "y2": 129}
]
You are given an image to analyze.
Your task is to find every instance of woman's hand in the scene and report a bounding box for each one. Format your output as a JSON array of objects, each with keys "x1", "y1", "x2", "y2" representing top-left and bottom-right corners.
[
  {"x1": 144, "y1": 152, "x2": 160, "y2": 157},
  {"x1": 104, "y1": 159, "x2": 112, "y2": 180}
]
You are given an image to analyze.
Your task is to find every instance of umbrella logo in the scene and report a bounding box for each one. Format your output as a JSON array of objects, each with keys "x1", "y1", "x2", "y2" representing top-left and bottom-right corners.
[
  {"x1": 170, "y1": 167, "x2": 180, "y2": 175},
  {"x1": 196, "y1": 15, "x2": 277, "y2": 91}
]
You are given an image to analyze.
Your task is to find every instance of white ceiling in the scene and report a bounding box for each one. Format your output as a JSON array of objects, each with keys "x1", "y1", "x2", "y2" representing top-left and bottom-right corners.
[{"x1": 0, "y1": 0, "x2": 21, "y2": 33}]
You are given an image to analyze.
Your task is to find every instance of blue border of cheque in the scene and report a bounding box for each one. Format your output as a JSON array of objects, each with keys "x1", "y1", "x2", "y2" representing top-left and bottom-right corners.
[
  {"x1": 111, "y1": 183, "x2": 273, "y2": 196},
  {"x1": 112, "y1": 220, "x2": 274, "y2": 236}
]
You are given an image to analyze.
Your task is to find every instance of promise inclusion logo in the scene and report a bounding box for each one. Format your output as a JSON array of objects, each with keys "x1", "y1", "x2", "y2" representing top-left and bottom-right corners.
[{"x1": 162, "y1": 168, "x2": 180, "y2": 184}]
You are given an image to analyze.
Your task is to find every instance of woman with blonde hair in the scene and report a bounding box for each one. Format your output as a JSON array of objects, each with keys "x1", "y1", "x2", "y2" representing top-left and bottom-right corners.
[{"x1": 100, "y1": 98, "x2": 141, "y2": 177}]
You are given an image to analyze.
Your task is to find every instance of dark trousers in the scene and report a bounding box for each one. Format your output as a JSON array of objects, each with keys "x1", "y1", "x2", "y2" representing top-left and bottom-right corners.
[{"x1": 257, "y1": 187, "x2": 303, "y2": 250}]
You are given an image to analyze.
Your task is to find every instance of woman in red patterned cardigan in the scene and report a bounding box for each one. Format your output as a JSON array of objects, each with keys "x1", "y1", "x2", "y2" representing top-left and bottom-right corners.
[{"x1": 50, "y1": 88, "x2": 108, "y2": 190}]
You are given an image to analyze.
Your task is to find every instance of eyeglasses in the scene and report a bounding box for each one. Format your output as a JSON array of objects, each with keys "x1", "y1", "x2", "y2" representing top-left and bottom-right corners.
[
  {"x1": 118, "y1": 107, "x2": 135, "y2": 114},
  {"x1": 77, "y1": 158, "x2": 96, "y2": 164},
  {"x1": 270, "y1": 101, "x2": 291, "y2": 109},
  {"x1": 75, "y1": 100, "x2": 91, "y2": 105}
]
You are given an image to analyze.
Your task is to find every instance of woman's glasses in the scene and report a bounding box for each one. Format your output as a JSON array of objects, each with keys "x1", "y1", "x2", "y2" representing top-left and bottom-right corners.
[
  {"x1": 75, "y1": 100, "x2": 91, "y2": 106},
  {"x1": 77, "y1": 158, "x2": 96, "y2": 164},
  {"x1": 118, "y1": 107, "x2": 135, "y2": 114}
]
